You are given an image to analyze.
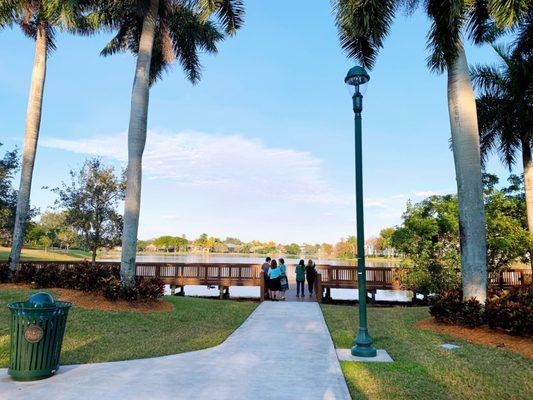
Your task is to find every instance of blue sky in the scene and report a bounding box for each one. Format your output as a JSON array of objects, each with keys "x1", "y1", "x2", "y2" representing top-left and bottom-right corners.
[{"x1": 0, "y1": 1, "x2": 513, "y2": 243}]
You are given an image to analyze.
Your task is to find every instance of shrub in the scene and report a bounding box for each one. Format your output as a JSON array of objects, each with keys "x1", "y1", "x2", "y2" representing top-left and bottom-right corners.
[
  {"x1": 429, "y1": 290, "x2": 465, "y2": 324},
  {"x1": 101, "y1": 276, "x2": 122, "y2": 301},
  {"x1": 15, "y1": 263, "x2": 38, "y2": 283},
  {"x1": 457, "y1": 298, "x2": 484, "y2": 328},
  {"x1": 0, "y1": 263, "x2": 9, "y2": 283},
  {"x1": 135, "y1": 277, "x2": 164, "y2": 301},
  {"x1": 32, "y1": 265, "x2": 62, "y2": 288},
  {"x1": 430, "y1": 290, "x2": 484, "y2": 328},
  {"x1": 485, "y1": 287, "x2": 533, "y2": 336},
  {"x1": 101, "y1": 276, "x2": 164, "y2": 302}
]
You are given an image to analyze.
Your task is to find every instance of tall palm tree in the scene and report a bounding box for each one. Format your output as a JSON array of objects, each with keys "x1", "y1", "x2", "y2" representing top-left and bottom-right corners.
[
  {"x1": 0, "y1": 0, "x2": 91, "y2": 272},
  {"x1": 333, "y1": 0, "x2": 529, "y2": 301},
  {"x1": 88, "y1": 0, "x2": 244, "y2": 286},
  {"x1": 472, "y1": 44, "x2": 533, "y2": 271}
]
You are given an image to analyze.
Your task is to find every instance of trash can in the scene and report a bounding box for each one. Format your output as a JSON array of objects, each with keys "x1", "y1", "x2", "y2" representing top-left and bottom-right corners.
[{"x1": 7, "y1": 292, "x2": 72, "y2": 381}]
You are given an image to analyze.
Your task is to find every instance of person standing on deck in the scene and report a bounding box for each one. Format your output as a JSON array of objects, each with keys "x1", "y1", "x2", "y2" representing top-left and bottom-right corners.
[
  {"x1": 306, "y1": 260, "x2": 316, "y2": 297},
  {"x1": 262, "y1": 257, "x2": 271, "y2": 300},
  {"x1": 295, "y1": 259, "x2": 306, "y2": 297},
  {"x1": 268, "y1": 259, "x2": 281, "y2": 300},
  {"x1": 279, "y1": 258, "x2": 289, "y2": 300}
]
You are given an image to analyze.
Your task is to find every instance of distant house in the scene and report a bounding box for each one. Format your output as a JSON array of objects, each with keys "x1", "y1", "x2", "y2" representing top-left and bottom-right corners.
[
  {"x1": 145, "y1": 244, "x2": 158, "y2": 252},
  {"x1": 226, "y1": 243, "x2": 239, "y2": 253}
]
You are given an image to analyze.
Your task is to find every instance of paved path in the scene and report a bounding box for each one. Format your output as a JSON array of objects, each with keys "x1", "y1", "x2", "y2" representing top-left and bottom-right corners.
[{"x1": 0, "y1": 302, "x2": 350, "y2": 400}]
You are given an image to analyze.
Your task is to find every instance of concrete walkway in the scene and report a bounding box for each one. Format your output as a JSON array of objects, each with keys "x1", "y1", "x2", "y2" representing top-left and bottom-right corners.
[{"x1": 0, "y1": 302, "x2": 350, "y2": 400}]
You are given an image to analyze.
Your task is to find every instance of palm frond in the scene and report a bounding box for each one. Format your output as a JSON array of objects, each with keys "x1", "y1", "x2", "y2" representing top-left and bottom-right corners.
[
  {"x1": 198, "y1": 0, "x2": 244, "y2": 35},
  {"x1": 470, "y1": 63, "x2": 505, "y2": 95},
  {"x1": 333, "y1": 0, "x2": 399, "y2": 69},
  {"x1": 425, "y1": 0, "x2": 465, "y2": 73}
]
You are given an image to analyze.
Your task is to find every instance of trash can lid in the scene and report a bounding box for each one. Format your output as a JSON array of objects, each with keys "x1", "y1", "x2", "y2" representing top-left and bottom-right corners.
[{"x1": 27, "y1": 292, "x2": 55, "y2": 308}]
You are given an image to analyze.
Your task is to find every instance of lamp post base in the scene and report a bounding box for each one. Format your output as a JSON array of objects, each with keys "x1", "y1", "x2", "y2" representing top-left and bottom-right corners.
[{"x1": 351, "y1": 328, "x2": 377, "y2": 358}]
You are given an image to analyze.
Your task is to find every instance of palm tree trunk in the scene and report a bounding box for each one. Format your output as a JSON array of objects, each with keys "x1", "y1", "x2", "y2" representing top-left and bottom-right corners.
[
  {"x1": 120, "y1": 0, "x2": 159, "y2": 286},
  {"x1": 9, "y1": 25, "x2": 47, "y2": 272},
  {"x1": 522, "y1": 138, "x2": 533, "y2": 274},
  {"x1": 447, "y1": 44, "x2": 487, "y2": 302}
]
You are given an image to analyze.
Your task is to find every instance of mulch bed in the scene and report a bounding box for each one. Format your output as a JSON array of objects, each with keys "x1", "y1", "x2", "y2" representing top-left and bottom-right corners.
[
  {"x1": 0, "y1": 283, "x2": 174, "y2": 313},
  {"x1": 417, "y1": 317, "x2": 532, "y2": 359}
]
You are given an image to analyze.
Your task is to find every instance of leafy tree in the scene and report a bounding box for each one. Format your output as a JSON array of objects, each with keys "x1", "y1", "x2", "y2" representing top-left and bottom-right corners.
[
  {"x1": 52, "y1": 159, "x2": 126, "y2": 264},
  {"x1": 391, "y1": 196, "x2": 461, "y2": 298},
  {"x1": 0, "y1": 144, "x2": 19, "y2": 246},
  {"x1": 39, "y1": 211, "x2": 77, "y2": 249},
  {"x1": 484, "y1": 174, "x2": 531, "y2": 272},
  {"x1": 24, "y1": 222, "x2": 45, "y2": 246},
  {"x1": 375, "y1": 227, "x2": 396, "y2": 257},
  {"x1": 335, "y1": 236, "x2": 357, "y2": 259},
  {"x1": 393, "y1": 176, "x2": 531, "y2": 297},
  {"x1": 154, "y1": 235, "x2": 174, "y2": 251},
  {"x1": 320, "y1": 243, "x2": 334, "y2": 256},
  {"x1": 303, "y1": 243, "x2": 319, "y2": 256},
  {"x1": 137, "y1": 239, "x2": 152, "y2": 251},
  {"x1": 284, "y1": 243, "x2": 301, "y2": 255},
  {"x1": 194, "y1": 233, "x2": 209, "y2": 248},
  {"x1": 472, "y1": 44, "x2": 533, "y2": 271},
  {"x1": 1, "y1": 0, "x2": 94, "y2": 271},
  {"x1": 87, "y1": 0, "x2": 244, "y2": 285},
  {"x1": 333, "y1": 0, "x2": 529, "y2": 301}
]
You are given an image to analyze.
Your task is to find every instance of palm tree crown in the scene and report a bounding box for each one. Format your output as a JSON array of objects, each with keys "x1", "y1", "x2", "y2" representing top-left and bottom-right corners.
[
  {"x1": 0, "y1": 0, "x2": 91, "y2": 48},
  {"x1": 88, "y1": 0, "x2": 244, "y2": 84},
  {"x1": 472, "y1": 44, "x2": 532, "y2": 169},
  {"x1": 333, "y1": 0, "x2": 529, "y2": 70}
]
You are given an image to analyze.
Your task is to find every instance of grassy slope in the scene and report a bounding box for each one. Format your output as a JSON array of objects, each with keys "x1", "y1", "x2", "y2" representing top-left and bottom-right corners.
[
  {"x1": 0, "y1": 287, "x2": 256, "y2": 367},
  {"x1": 321, "y1": 305, "x2": 533, "y2": 400},
  {"x1": 0, "y1": 246, "x2": 90, "y2": 261}
]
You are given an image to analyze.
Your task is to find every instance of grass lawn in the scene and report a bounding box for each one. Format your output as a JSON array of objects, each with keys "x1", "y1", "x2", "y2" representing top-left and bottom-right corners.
[
  {"x1": 0, "y1": 287, "x2": 256, "y2": 367},
  {"x1": 321, "y1": 305, "x2": 533, "y2": 400},
  {"x1": 0, "y1": 246, "x2": 91, "y2": 261}
]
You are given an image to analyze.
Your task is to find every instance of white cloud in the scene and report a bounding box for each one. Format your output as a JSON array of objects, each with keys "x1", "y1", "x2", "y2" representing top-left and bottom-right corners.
[
  {"x1": 42, "y1": 129, "x2": 350, "y2": 206},
  {"x1": 414, "y1": 190, "x2": 443, "y2": 197},
  {"x1": 391, "y1": 193, "x2": 408, "y2": 199}
]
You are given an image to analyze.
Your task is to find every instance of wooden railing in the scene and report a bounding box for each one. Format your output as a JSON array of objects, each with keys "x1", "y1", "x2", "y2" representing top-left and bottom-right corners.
[{"x1": 315, "y1": 265, "x2": 403, "y2": 290}]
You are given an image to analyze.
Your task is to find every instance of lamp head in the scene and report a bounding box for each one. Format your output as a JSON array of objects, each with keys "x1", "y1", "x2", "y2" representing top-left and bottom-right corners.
[{"x1": 345, "y1": 66, "x2": 370, "y2": 96}]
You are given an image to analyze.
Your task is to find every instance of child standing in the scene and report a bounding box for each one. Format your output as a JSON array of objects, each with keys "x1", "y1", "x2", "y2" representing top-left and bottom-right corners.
[{"x1": 295, "y1": 259, "x2": 305, "y2": 297}]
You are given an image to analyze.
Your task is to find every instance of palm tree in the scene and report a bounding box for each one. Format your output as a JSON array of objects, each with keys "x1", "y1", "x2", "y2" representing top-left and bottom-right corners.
[
  {"x1": 88, "y1": 0, "x2": 244, "y2": 286},
  {"x1": 333, "y1": 0, "x2": 529, "y2": 301},
  {"x1": 472, "y1": 44, "x2": 532, "y2": 271},
  {"x1": 0, "y1": 1, "x2": 91, "y2": 272}
]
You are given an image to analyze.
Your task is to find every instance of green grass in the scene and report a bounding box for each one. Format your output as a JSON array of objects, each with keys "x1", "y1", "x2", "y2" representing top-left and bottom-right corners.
[
  {"x1": 0, "y1": 246, "x2": 91, "y2": 261},
  {"x1": 321, "y1": 305, "x2": 533, "y2": 400},
  {"x1": 0, "y1": 287, "x2": 256, "y2": 367}
]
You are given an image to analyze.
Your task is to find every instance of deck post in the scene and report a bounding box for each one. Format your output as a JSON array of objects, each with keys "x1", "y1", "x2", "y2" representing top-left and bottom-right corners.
[
  {"x1": 178, "y1": 286, "x2": 185, "y2": 296},
  {"x1": 260, "y1": 271, "x2": 266, "y2": 301},
  {"x1": 316, "y1": 273, "x2": 323, "y2": 303}
]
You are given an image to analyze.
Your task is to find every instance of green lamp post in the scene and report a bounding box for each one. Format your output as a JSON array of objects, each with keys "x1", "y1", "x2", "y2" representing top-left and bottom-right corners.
[{"x1": 345, "y1": 65, "x2": 377, "y2": 358}]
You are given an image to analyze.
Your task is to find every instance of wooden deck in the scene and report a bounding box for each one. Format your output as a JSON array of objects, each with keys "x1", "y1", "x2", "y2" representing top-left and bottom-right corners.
[{"x1": 8, "y1": 261, "x2": 532, "y2": 303}]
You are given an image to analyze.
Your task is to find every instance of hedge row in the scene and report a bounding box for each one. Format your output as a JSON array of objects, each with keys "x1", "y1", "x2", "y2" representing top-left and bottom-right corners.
[
  {"x1": 0, "y1": 262, "x2": 164, "y2": 302},
  {"x1": 430, "y1": 287, "x2": 533, "y2": 336}
]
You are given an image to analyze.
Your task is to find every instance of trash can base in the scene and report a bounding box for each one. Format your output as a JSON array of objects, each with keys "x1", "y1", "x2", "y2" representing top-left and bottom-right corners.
[{"x1": 8, "y1": 367, "x2": 57, "y2": 381}]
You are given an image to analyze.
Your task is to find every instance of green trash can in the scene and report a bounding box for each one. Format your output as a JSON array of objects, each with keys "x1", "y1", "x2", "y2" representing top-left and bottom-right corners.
[{"x1": 7, "y1": 292, "x2": 72, "y2": 381}]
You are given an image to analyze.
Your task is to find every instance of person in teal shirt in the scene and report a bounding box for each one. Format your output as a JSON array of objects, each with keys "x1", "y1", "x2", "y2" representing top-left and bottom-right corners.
[
  {"x1": 295, "y1": 259, "x2": 305, "y2": 297},
  {"x1": 278, "y1": 258, "x2": 289, "y2": 300},
  {"x1": 268, "y1": 259, "x2": 281, "y2": 300}
]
